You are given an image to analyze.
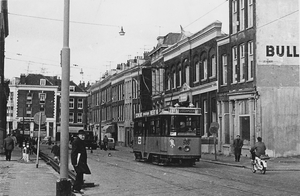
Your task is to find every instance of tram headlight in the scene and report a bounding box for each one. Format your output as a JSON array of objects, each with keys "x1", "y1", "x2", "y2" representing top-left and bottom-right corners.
[{"x1": 184, "y1": 146, "x2": 190, "y2": 152}]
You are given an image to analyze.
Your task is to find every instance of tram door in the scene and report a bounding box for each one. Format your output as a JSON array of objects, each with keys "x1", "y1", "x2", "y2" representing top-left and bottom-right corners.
[
  {"x1": 142, "y1": 118, "x2": 149, "y2": 156},
  {"x1": 160, "y1": 117, "x2": 169, "y2": 152}
]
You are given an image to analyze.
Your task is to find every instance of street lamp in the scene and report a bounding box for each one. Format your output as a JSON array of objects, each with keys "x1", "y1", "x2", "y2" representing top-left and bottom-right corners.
[
  {"x1": 56, "y1": 0, "x2": 71, "y2": 195},
  {"x1": 119, "y1": 26, "x2": 125, "y2": 36},
  {"x1": 57, "y1": 3, "x2": 125, "y2": 195}
]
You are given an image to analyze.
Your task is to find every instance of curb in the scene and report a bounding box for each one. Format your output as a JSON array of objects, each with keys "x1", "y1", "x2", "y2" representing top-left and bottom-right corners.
[
  {"x1": 201, "y1": 159, "x2": 248, "y2": 168},
  {"x1": 201, "y1": 159, "x2": 300, "y2": 171}
]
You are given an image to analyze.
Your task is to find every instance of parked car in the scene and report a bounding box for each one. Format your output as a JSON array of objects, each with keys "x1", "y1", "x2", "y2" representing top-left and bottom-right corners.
[
  {"x1": 41, "y1": 136, "x2": 54, "y2": 145},
  {"x1": 107, "y1": 138, "x2": 115, "y2": 150},
  {"x1": 99, "y1": 137, "x2": 115, "y2": 150}
]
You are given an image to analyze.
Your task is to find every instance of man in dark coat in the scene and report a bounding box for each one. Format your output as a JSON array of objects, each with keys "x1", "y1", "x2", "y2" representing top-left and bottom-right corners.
[
  {"x1": 103, "y1": 135, "x2": 109, "y2": 151},
  {"x1": 3, "y1": 134, "x2": 14, "y2": 161},
  {"x1": 71, "y1": 130, "x2": 91, "y2": 194},
  {"x1": 233, "y1": 134, "x2": 243, "y2": 162},
  {"x1": 51, "y1": 142, "x2": 60, "y2": 163}
]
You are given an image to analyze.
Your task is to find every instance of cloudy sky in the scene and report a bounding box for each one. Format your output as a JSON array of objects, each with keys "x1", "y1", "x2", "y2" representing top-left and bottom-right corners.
[{"x1": 4, "y1": 0, "x2": 229, "y2": 84}]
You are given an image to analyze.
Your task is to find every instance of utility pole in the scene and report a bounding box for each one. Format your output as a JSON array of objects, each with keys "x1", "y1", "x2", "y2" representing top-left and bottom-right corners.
[
  {"x1": 56, "y1": 0, "x2": 72, "y2": 195},
  {"x1": 0, "y1": 0, "x2": 9, "y2": 153}
]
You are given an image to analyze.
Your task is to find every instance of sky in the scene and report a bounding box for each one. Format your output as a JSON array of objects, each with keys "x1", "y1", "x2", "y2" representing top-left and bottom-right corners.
[{"x1": 4, "y1": 0, "x2": 229, "y2": 85}]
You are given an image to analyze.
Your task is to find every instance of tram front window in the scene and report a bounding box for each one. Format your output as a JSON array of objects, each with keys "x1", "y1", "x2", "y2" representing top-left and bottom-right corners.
[{"x1": 172, "y1": 116, "x2": 199, "y2": 136}]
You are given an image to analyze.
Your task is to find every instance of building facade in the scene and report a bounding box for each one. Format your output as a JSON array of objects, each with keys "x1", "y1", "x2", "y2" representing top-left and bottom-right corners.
[
  {"x1": 87, "y1": 57, "x2": 148, "y2": 146},
  {"x1": 162, "y1": 22, "x2": 226, "y2": 152},
  {"x1": 86, "y1": 0, "x2": 299, "y2": 157},
  {"x1": 149, "y1": 33, "x2": 181, "y2": 110},
  {"x1": 56, "y1": 80, "x2": 89, "y2": 139},
  {"x1": 7, "y1": 74, "x2": 58, "y2": 139},
  {"x1": 7, "y1": 74, "x2": 88, "y2": 141},
  {"x1": 217, "y1": 0, "x2": 299, "y2": 157}
]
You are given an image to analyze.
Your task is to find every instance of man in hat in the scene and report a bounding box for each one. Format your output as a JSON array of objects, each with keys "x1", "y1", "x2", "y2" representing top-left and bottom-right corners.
[
  {"x1": 3, "y1": 134, "x2": 14, "y2": 161},
  {"x1": 233, "y1": 134, "x2": 243, "y2": 162},
  {"x1": 71, "y1": 130, "x2": 91, "y2": 194}
]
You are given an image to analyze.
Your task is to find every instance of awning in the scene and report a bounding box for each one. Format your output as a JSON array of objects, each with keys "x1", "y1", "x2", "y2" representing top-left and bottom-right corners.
[
  {"x1": 102, "y1": 125, "x2": 114, "y2": 133},
  {"x1": 57, "y1": 126, "x2": 84, "y2": 133}
]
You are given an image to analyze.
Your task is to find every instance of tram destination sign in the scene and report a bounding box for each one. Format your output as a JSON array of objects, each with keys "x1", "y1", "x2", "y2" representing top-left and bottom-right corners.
[
  {"x1": 169, "y1": 107, "x2": 201, "y2": 114},
  {"x1": 178, "y1": 108, "x2": 198, "y2": 113}
]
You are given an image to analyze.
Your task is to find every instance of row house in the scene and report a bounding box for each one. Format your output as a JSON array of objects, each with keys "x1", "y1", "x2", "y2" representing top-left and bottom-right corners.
[
  {"x1": 7, "y1": 74, "x2": 88, "y2": 141},
  {"x1": 88, "y1": 56, "x2": 150, "y2": 146},
  {"x1": 161, "y1": 22, "x2": 226, "y2": 152},
  {"x1": 86, "y1": 0, "x2": 299, "y2": 157},
  {"x1": 56, "y1": 80, "x2": 89, "y2": 139},
  {"x1": 149, "y1": 33, "x2": 181, "y2": 110},
  {"x1": 7, "y1": 74, "x2": 58, "y2": 139},
  {"x1": 217, "y1": 0, "x2": 299, "y2": 157}
]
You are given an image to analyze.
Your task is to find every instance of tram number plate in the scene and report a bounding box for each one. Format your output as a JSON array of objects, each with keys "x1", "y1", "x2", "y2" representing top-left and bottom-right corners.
[{"x1": 138, "y1": 137, "x2": 142, "y2": 144}]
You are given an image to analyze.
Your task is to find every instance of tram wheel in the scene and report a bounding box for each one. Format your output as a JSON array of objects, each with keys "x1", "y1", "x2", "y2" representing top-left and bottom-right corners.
[{"x1": 181, "y1": 159, "x2": 194, "y2": 167}]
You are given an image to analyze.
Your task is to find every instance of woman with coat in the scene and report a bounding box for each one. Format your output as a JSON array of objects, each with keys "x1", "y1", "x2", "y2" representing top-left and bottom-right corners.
[{"x1": 71, "y1": 130, "x2": 91, "y2": 194}]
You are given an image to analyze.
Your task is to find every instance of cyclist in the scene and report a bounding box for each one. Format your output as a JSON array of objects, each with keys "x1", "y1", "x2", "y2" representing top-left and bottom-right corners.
[{"x1": 250, "y1": 137, "x2": 266, "y2": 161}]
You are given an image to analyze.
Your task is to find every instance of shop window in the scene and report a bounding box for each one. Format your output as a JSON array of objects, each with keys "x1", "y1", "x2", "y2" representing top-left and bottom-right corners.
[
  {"x1": 247, "y1": 0, "x2": 253, "y2": 28},
  {"x1": 69, "y1": 112, "x2": 74, "y2": 123},
  {"x1": 77, "y1": 113, "x2": 83, "y2": 123},
  {"x1": 232, "y1": 46, "x2": 238, "y2": 83},
  {"x1": 248, "y1": 41, "x2": 254, "y2": 81},
  {"x1": 232, "y1": 0, "x2": 238, "y2": 34},
  {"x1": 239, "y1": 44, "x2": 245, "y2": 82},
  {"x1": 222, "y1": 55, "x2": 228, "y2": 85},
  {"x1": 195, "y1": 61, "x2": 200, "y2": 82},
  {"x1": 69, "y1": 98, "x2": 74, "y2": 109},
  {"x1": 78, "y1": 99, "x2": 83, "y2": 109},
  {"x1": 40, "y1": 79, "x2": 46, "y2": 86},
  {"x1": 239, "y1": 0, "x2": 245, "y2": 31}
]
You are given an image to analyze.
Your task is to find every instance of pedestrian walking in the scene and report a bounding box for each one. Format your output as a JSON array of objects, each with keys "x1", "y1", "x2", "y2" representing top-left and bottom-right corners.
[
  {"x1": 51, "y1": 142, "x2": 60, "y2": 163},
  {"x1": 11, "y1": 134, "x2": 18, "y2": 148},
  {"x1": 48, "y1": 136, "x2": 52, "y2": 145},
  {"x1": 3, "y1": 134, "x2": 14, "y2": 161},
  {"x1": 71, "y1": 130, "x2": 91, "y2": 194},
  {"x1": 103, "y1": 135, "x2": 109, "y2": 151},
  {"x1": 233, "y1": 134, "x2": 243, "y2": 162}
]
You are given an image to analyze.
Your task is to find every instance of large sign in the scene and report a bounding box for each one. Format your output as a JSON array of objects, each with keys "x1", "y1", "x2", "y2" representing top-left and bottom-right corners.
[
  {"x1": 256, "y1": 0, "x2": 299, "y2": 65},
  {"x1": 256, "y1": 0, "x2": 299, "y2": 87}
]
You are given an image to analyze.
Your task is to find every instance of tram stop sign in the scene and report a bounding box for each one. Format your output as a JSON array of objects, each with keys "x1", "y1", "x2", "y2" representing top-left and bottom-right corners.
[
  {"x1": 34, "y1": 112, "x2": 47, "y2": 124},
  {"x1": 209, "y1": 122, "x2": 219, "y2": 135}
]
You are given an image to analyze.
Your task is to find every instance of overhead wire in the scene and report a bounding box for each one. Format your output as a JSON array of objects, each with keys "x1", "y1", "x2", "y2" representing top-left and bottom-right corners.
[
  {"x1": 8, "y1": 12, "x2": 121, "y2": 28},
  {"x1": 183, "y1": 0, "x2": 228, "y2": 29}
]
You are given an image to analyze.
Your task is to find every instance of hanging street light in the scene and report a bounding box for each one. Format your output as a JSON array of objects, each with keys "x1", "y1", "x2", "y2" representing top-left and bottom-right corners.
[{"x1": 119, "y1": 26, "x2": 125, "y2": 36}]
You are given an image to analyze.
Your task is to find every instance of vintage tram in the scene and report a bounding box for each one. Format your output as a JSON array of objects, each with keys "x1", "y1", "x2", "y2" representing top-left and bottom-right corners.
[{"x1": 133, "y1": 106, "x2": 202, "y2": 166}]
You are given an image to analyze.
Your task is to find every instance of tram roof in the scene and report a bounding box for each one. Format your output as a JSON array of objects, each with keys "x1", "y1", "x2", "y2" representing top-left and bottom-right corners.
[{"x1": 135, "y1": 107, "x2": 201, "y2": 119}]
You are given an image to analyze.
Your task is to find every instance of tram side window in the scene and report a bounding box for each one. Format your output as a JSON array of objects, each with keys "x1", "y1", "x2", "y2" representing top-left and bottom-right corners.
[
  {"x1": 156, "y1": 119, "x2": 160, "y2": 136},
  {"x1": 170, "y1": 116, "x2": 176, "y2": 136},
  {"x1": 161, "y1": 117, "x2": 170, "y2": 136},
  {"x1": 191, "y1": 116, "x2": 201, "y2": 136},
  {"x1": 149, "y1": 119, "x2": 155, "y2": 136},
  {"x1": 134, "y1": 120, "x2": 143, "y2": 136},
  {"x1": 149, "y1": 118, "x2": 161, "y2": 136},
  {"x1": 175, "y1": 116, "x2": 197, "y2": 136}
]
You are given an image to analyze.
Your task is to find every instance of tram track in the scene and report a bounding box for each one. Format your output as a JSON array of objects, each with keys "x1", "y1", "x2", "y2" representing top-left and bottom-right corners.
[
  {"x1": 88, "y1": 150, "x2": 299, "y2": 196},
  {"x1": 35, "y1": 147, "x2": 76, "y2": 181},
  {"x1": 36, "y1": 146, "x2": 97, "y2": 189}
]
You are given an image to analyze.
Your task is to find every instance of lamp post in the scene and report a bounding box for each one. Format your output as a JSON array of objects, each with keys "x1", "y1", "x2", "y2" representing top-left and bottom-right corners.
[{"x1": 56, "y1": 0, "x2": 71, "y2": 195}]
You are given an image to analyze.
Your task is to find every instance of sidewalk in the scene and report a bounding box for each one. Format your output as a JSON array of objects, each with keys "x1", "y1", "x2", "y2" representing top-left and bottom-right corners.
[
  {"x1": 200, "y1": 152, "x2": 300, "y2": 171},
  {"x1": 0, "y1": 146, "x2": 60, "y2": 196}
]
